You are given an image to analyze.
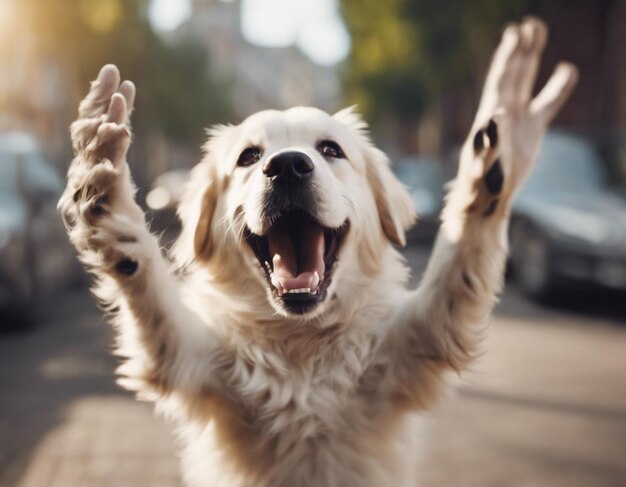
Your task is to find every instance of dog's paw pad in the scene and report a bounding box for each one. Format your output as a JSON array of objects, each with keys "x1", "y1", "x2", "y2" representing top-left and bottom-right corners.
[
  {"x1": 117, "y1": 235, "x2": 138, "y2": 243},
  {"x1": 473, "y1": 118, "x2": 499, "y2": 152},
  {"x1": 484, "y1": 158, "x2": 504, "y2": 195},
  {"x1": 115, "y1": 258, "x2": 138, "y2": 276},
  {"x1": 72, "y1": 188, "x2": 82, "y2": 203},
  {"x1": 473, "y1": 130, "x2": 485, "y2": 152},
  {"x1": 485, "y1": 119, "x2": 498, "y2": 147},
  {"x1": 89, "y1": 195, "x2": 109, "y2": 217},
  {"x1": 482, "y1": 198, "x2": 499, "y2": 217}
]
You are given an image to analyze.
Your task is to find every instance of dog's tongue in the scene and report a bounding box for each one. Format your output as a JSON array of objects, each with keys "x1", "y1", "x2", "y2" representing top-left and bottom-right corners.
[{"x1": 268, "y1": 221, "x2": 325, "y2": 294}]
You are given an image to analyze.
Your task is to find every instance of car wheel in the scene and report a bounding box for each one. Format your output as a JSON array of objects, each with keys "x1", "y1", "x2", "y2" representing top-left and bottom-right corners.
[{"x1": 510, "y1": 220, "x2": 553, "y2": 300}]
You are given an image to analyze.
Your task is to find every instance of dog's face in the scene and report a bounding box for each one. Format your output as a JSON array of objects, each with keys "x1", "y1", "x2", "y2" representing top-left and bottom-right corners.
[{"x1": 176, "y1": 107, "x2": 415, "y2": 319}]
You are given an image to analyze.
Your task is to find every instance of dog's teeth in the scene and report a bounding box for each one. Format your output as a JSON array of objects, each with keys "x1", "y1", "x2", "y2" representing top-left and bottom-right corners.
[
  {"x1": 311, "y1": 272, "x2": 320, "y2": 289},
  {"x1": 284, "y1": 288, "x2": 311, "y2": 294}
]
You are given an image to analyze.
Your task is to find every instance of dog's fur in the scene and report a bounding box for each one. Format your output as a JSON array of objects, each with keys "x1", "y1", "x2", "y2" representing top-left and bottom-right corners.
[{"x1": 58, "y1": 18, "x2": 577, "y2": 487}]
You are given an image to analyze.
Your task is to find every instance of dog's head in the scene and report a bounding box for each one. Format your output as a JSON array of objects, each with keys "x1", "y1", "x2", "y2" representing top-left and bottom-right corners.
[{"x1": 174, "y1": 107, "x2": 415, "y2": 319}]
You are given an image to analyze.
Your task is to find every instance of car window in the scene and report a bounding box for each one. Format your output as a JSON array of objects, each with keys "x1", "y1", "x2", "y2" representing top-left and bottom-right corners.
[
  {"x1": 395, "y1": 161, "x2": 444, "y2": 191},
  {"x1": 0, "y1": 150, "x2": 18, "y2": 193},
  {"x1": 524, "y1": 134, "x2": 607, "y2": 194}
]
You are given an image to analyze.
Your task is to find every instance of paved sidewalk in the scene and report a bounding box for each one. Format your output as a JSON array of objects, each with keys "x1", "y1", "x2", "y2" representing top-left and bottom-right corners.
[
  {"x1": 11, "y1": 398, "x2": 178, "y2": 487},
  {"x1": 0, "y1": 291, "x2": 180, "y2": 487},
  {"x1": 1, "y1": 282, "x2": 625, "y2": 486},
  {"x1": 420, "y1": 315, "x2": 626, "y2": 487}
]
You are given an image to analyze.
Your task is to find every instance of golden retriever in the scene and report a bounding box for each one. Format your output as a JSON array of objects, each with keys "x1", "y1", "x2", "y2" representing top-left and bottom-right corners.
[{"x1": 58, "y1": 17, "x2": 577, "y2": 487}]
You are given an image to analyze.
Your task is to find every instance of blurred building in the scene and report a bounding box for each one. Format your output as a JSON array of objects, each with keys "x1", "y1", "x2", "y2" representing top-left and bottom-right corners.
[
  {"x1": 541, "y1": 0, "x2": 626, "y2": 130},
  {"x1": 166, "y1": 0, "x2": 342, "y2": 119},
  {"x1": 1, "y1": 0, "x2": 624, "y2": 169},
  {"x1": 0, "y1": 1, "x2": 73, "y2": 164},
  {"x1": 444, "y1": 0, "x2": 626, "y2": 152}
]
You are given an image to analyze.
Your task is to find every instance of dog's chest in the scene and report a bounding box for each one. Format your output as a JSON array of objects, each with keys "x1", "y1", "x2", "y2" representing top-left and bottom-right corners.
[
  {"x1": 227, "y1": 341, "x2": 372, "y2": 451},
  {"x1": 257, "y1": 361, "x2": 354, "y2": 430},
  {"x1": 192, "y1": 349, "x2": 415, "y2": 487},
  {"x1": 180, "y1": 327, "x2": 416, "y2": 486}
]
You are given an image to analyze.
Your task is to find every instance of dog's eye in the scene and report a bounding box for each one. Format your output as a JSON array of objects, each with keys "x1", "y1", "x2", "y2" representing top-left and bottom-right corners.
[
  {"x1": 317, "y1": 140, "x2": 345, "y2": 159},
  {"x1": 237, "y1": 147, "x2": 262, "y2": 167}
]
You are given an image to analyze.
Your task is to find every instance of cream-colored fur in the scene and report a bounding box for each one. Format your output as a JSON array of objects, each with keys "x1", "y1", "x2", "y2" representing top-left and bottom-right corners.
[{"x1": 58, "y1": 18, "x2": 577, "y2": 487}]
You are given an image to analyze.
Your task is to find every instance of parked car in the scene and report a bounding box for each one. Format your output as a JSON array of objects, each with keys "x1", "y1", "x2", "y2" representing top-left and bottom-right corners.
[
  {"x1": 0, "y1": 132, "x2": 77, "y2": 326},
  {"x1": 146, "y1": 169, "x2": 189, "y2": 247},
  {"x1": 394, "y1": 156, "x2": 446, "y2": 241},
  {"x1": 509, "y1": 131, "x2": 626, "y2": 299}
]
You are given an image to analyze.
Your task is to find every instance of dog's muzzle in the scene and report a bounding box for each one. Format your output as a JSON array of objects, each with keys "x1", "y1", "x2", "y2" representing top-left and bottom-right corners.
[{"x1": 245, "y1": 150, "x2": 349, "y2": 314}]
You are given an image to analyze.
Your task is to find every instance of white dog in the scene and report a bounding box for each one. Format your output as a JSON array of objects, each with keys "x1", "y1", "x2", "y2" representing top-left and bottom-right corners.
[{"x1": 59, "y1": 18, "x2": 577, "y2": 487}]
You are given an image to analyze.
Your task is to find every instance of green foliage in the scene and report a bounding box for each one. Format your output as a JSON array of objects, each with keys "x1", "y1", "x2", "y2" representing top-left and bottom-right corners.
[
  {"x1": 21, "y1": 0, "x2": 231, "y2": 145},
  {"x1": 340, "y1": 0, "x2": 543, "y2": 124}
]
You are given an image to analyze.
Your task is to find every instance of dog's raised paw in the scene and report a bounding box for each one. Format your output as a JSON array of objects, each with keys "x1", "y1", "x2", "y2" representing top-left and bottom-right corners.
[{"x1": 466, "y1": 118, "x2": 507, "y2": 218}]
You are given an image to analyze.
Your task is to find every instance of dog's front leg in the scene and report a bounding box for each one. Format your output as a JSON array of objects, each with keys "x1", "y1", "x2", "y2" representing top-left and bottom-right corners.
[
  {"x1": 58, "y1": 66, "x2": 228, "y2": 397},
  {"x1": 376, "y1": 18, "x2": 578, "y2": 407}
]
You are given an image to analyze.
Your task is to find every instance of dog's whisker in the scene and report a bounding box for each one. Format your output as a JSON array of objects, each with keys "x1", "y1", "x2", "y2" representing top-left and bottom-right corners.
[
  {"x1": 342, "y1": 193, "x2": 359, "y2": 212},
  {"x1": 216, "y1": 213, "x2": 231, "y2": 227},
  {"x1": 218, "y1": 213, "x2": 243, "y2": 250}
]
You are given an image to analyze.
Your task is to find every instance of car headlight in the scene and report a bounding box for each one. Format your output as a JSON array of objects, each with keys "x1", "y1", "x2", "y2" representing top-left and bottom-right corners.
[
  {"x1": 146, "y1": 187, "x2": 172, "y2": 210},
  {"x1": 410, "y1": 189, "x2": 438, "y2": 216}
]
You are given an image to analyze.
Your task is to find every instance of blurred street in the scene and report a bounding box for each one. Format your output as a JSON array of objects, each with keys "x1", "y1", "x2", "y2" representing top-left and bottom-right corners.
[
  {"x1": 1, "y1": 244, "x2": 625, "y2": 487},
  {"x1": 1, "y1": 0, "x2": 625, "y2": 486}
]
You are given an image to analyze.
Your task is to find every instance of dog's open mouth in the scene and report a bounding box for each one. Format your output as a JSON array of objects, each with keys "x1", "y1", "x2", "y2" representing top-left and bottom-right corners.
[{"x1": 245, "y1": 209, "x2": 349, "y2": 312}]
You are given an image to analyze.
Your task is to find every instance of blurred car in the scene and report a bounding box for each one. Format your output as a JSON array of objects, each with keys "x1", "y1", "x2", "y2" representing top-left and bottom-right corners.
[
  {"x1": 394, "y1": 156, "x2": 446, "y2": 241},
  {"x1": 146, "y1": 169, "x2": 189, "y2": 247},
  {"x1": 509, "y1": 131, "x2": 626, "y2": 299},
  {"x1": 0, "y1": 131, "x2": 77, "y2": 326}
]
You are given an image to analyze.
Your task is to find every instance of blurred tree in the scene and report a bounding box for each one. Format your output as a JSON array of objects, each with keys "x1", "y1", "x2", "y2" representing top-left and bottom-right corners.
[
  {"x1": 30, "y1": 0, "x2": 230, "y2": 138},
  {"x1": 340, "y1": 0, "x2": 536, "y2": 152},
  {"x1": 16, "y1": 0, "x2": 231, "y2": 178},
  {"x1": 340, "y1": 0, "x2": 625, "y2": 154}
]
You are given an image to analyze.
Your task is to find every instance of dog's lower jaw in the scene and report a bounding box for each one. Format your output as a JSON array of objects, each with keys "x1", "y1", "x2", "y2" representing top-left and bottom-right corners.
[{"x1": 265, "y1": 277, "x2": 335, "y2": 320}]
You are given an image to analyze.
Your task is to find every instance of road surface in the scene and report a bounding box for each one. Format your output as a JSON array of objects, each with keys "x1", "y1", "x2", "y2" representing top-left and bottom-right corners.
[{"x1": 1, "y1": 244, "x2": 625, "y2": 487}]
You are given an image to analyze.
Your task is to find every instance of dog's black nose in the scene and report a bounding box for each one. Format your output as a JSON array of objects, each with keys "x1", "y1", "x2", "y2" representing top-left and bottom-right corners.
[{"x1": 263, "y1": 151, "x2": 314, "y2": 183}]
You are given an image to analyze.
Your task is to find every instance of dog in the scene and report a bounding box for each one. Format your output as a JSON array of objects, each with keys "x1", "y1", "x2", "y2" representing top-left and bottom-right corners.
[{"x1": 58, "y1": 17, "x2": 577, "y2": 487}]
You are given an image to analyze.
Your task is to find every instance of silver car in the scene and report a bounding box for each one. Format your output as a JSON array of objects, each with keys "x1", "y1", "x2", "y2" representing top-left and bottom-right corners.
[
  {"x1": 394, "y1": 156, "x2": 446, "y2": 241},
  {"x1": 510, "y1": 131, "x2": 626, "y2": 299},
  {"x1": 0, "y1": 132, "x2": 77, "y2": 326}
]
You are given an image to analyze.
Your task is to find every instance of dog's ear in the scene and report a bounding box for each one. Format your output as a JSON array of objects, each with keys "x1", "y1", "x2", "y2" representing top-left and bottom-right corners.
[
  {"x1": 172, "y1": 125, "x2": 231, "y2": 265},
  {"x1": 334, "y1": 107, "x2": 416, "y2": 246},
  {"x1": 172, "y1": 162, "x2": 219, "y2": 265},
  {"x1": 364, "y1": 146, "x2": 416, "y2": 246},
  {"x1": 192, "y1": 164, "x2": 219, "y2": 260}
]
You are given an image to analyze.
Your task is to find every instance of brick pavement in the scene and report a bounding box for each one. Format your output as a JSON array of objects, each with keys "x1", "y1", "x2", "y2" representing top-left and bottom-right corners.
[
  {"x1": 13, "y1": 398, "x2": 178, "y2": 487},
  {"x1": 1, "y1": 272, "x2": 625, "y2": 486}
]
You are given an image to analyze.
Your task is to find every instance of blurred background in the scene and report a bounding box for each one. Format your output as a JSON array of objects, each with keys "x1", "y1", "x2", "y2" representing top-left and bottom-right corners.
[{"x1": 0, "y1": 0, "x2": 625, "y2": 486}]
